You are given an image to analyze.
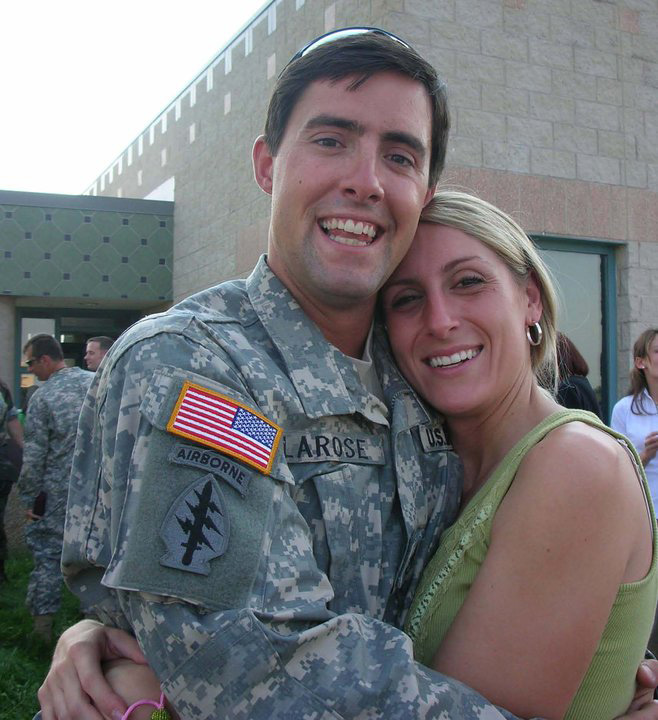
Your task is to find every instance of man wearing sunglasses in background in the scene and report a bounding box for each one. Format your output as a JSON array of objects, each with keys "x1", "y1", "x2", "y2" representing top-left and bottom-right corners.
[
  {"x1": 18, "y1": 334, "x2": 93, "y2": 643},
  {"x1": 38, "y1": 30, "x2": 658, "y2": 720}
]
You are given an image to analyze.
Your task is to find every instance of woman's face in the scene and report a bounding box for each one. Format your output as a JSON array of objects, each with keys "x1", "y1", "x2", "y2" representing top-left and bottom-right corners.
[
  {"x1": 381, "y1": 222, "x2": 542, "y2": 419},
  {"x1": 636, "y1": 335, "x2": 658, "y2": 385}
]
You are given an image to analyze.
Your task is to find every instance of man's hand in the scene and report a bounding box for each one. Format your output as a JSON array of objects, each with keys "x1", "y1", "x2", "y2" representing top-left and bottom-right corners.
[
  {"x1": 38, "y1": 619, "x2": 146, "y2": 720},
  {"x1": 615, "y1": 661, "x2": 658, "y2": 719},
  {"x1": 26, "y1": 509, "x2": 42, "y2": 521}
]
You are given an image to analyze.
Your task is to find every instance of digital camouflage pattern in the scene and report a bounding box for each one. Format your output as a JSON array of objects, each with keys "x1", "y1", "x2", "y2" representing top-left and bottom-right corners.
[
  {"x1": 0, "y1": 390, "x2": 17, "y2": 445},
  {"x1": 0, "y1": 390, "x2": 19, "y2": 562},
  {"x1": 19, "y1": 366, "x2": 93, "y2": 615},
  {"x1": 63, "y1": 257, "x2": 520, "y2": 719}
]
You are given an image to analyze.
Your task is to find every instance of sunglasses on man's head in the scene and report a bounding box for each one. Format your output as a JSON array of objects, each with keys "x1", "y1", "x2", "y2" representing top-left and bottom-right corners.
[{"x1": 282, "y1": 26, "x2": 411, "y2": 73}]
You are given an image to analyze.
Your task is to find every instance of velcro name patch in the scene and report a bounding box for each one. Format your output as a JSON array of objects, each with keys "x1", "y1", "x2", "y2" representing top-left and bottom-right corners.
[
  {"x1": 282, "y1": 432, "x2": 385, "y2": 465},
  {"x1": 419, "y1": 422, "x2": 452, "y2": 453},
  {"x1": 167, "y1": 382, "x2": 282, "y2": 474}
]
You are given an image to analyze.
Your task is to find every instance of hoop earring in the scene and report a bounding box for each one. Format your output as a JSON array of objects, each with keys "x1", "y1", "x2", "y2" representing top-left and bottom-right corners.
[{"x1": 526, "y1": 322, "x2": 543, "y2": 347}]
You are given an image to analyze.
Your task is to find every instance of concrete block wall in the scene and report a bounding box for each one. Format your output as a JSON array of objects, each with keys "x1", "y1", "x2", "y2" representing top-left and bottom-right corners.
[{"x1": 86, "y1": 0, "x2": 658, "y2": 397}]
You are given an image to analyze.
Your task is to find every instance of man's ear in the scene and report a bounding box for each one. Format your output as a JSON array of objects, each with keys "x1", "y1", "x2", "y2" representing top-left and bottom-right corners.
[
  {"x1": 253, "y1": 136, "x2": 274, "y2": 195},
  {"x1": 422, "y1": 184, "x2": 437, "y2": 208}
]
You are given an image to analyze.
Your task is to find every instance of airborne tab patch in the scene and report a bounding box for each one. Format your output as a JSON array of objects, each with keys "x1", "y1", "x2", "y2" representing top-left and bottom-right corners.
[
  {"x1": 167, "y1": 381, "x2": 282, "y2": 474},
  {"x1": 160, "y1": 475, "x2": 229, "y2": 575},
  {"x1": 169, "y1": 443, "x2": 252, "y2": 496}
]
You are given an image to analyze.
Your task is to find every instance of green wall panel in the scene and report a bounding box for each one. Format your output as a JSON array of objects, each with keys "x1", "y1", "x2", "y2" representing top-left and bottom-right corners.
[{"x1": 0, "y1": 193, "x2": 173, "y2": 303}]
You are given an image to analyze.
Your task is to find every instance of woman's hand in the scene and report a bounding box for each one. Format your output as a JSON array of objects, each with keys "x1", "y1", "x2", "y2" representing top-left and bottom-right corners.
[
  {"x1": 616, "y1": 701, "x2": 658, "y2": 719},
  {"x1": 641, "y1": 432, "x2": 658, "y2": 466},
  {"x1": 616, "y1": 659, "x2": 658, "y2": 717},
  {"x1": 103, "y1": 659, "x2": 176, "y2": 720},
  {"x1": 38, "y1": 619, "x2": 146, "y2": 720}
]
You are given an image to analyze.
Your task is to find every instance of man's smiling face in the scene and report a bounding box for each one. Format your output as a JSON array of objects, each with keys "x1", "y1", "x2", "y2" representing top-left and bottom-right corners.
[{"x1": 253, "y1": 71, "x2": 435, "y2": 316}]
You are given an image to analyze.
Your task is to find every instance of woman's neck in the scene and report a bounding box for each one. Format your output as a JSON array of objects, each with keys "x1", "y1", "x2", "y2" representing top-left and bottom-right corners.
[
  {"x1": 645, "y1": 378, "x2": 658, "y2": 405},
  {"x1": 448, "y1": 380, "x2": 560, "y2": 509}
]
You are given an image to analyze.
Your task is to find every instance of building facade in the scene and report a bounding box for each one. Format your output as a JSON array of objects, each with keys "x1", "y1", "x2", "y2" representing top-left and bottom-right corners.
[{"x1": 78, "y1": 0, "x2": 658, "y2": 418}]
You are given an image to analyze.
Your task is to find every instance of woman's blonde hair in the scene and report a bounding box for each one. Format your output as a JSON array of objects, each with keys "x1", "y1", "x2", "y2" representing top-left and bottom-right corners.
[{"x1": 419, "y1": 190, "x2": 558, "y2": 390}]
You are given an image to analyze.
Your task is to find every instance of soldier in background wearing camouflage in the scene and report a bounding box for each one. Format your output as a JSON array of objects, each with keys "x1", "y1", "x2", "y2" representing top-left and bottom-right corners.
[
  {"x1": 18, "y1": 334, "x2": 93, "y2": 642},
  {"x1": 84, "y1": 335, "x2": 114, "y2": 372},
  {"x1": 0, "y1": 378, "x2": 23, "y2": 583},
  {"x1": 37, "y1": 30, "x2": 658, "y2": 720}
]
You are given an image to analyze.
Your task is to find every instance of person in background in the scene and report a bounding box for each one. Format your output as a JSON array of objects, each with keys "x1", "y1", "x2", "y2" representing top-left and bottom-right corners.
[
  {"x1": 556, "y1": 332, "x2": 602, "y2": 419},
  {"x1": 611, "y1": 327, "x2": 658, "y2": 655},
  {"x1": 0, "y1": 377, "x2": 24, "y2": 583},
  {"x1": 18, "y1": 334, "x2": 93, "y2": 642},
  {"x1": 84, "y1": 336, "x2": 114, "y2": 372}
]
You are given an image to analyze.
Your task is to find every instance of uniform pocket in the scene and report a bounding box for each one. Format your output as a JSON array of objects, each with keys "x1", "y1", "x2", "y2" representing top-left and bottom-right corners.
[{"x1": 312, "y1": 465, "x2": 371, "y2": 612}]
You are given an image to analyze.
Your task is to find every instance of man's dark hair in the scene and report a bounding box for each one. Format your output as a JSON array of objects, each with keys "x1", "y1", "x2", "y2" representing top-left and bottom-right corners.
[
  {"x1": 23, "y1": 334, "x2": 63, "y2": 362},
  {"x1": 264, "y1": 32, "x2": 449, "y2": 187},
  {"x1": 87, "y1": 336, "x2": 115, "y2": 351}
]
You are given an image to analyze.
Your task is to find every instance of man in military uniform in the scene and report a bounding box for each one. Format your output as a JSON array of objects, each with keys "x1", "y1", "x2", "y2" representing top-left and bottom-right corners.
[
  {"x1": 84, "y1": 336, "x2": 114, "y2": 372},
  {"x1": 37, "y1": 30, "x2": 658, "y2": 720},
  {"x1": 18, "y1": 334, "x2": 93, "y2": 641},
  {"x1": 0, "y1": 378, "x2": 23, "y2": 583}
]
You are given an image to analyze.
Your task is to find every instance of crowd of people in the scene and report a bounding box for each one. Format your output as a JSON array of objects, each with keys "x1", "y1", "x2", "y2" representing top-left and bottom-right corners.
[{"x1": 1, "y1": 26, "x2": 656, "y2": 720}]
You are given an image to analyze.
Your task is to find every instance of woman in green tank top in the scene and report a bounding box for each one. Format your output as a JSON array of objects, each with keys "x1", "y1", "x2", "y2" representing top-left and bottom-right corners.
[{"x1": 381, "y1": 191, "x2": 658, "y2": 720}]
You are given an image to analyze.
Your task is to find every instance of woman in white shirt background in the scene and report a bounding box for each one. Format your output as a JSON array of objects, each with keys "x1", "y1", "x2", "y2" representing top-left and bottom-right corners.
[{"x1": 611, "y1": 327, "x2": 658, "y2": 653}]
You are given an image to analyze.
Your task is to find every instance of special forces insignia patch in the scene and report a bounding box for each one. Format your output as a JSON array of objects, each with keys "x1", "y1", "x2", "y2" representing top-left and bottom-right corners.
[{"x1": 160, "y1": 474, "x2": 229, "y2": 575}]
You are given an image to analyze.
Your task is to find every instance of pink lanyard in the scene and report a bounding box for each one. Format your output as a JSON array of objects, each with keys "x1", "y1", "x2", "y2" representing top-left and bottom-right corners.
[{"x1": 120, "y1": 691, "x2": 170, "y2": 719}]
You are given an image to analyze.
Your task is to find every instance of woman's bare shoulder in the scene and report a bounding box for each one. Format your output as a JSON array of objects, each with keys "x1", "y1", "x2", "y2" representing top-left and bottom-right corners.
[{"x1": 518, "y1": 419, "x2": 640, "y2": 501}]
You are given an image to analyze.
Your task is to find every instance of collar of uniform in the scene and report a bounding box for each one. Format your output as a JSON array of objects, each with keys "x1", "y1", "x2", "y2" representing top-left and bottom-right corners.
[
  {"x1": 246, "y1": 256, "x2": 374, "y2": 420},
  {"x1": 46, "y1": 365, "x2": 69, "y2": 382},
  {"x1": 372, "y1": 322, "x2": 435, "y2": 429}
]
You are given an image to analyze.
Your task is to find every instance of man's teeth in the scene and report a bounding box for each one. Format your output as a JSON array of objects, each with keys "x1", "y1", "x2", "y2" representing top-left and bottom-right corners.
[
  {"x1": 428, "y1": 348, "x2": 480, "y2": 368},
  {"x1": 320, "y1": 218, "x2": 377, "y2": 246}
]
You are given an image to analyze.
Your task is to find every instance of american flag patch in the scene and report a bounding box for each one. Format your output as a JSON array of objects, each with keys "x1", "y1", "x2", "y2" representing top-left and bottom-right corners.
[{"x1": 167, "y1": 382, "x2": 282, "y2": 474}]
